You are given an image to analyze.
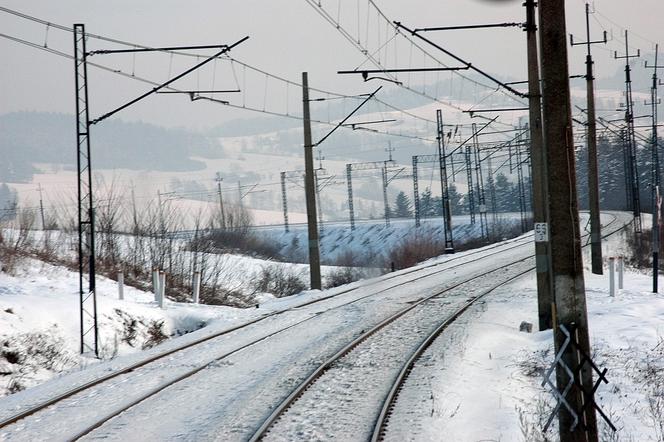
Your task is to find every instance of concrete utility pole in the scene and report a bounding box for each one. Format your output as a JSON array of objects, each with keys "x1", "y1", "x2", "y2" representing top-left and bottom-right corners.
[
  {"x1": 302, "y1": 72, "x2": 322, "y2": 290},
  {"x1": 538, "y1": 2, "x2": 599, "y2": 440},
  {"x1": 584, "y1": 4, "x2": 604, "y2": 275},
  {"x1": 525, "y1": 0, "x2": 553, "y2": 330},
  {"x1": 616, "y1": 31, "x2": 642, "y2": 233},
  {"x1": 215, "y1": 173, "x2": 226, "y2": 229},
  {"x1": 37, "y1": 183, "x2": 46, "y2": 230},
  {"x1": 571, "y1": 2, "x2": 606, "y2": 275}
]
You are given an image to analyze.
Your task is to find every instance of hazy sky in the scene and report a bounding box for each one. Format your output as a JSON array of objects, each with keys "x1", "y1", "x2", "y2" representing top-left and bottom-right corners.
[{"x1": 1, "y1": 0, "x2": 663, "y2": 130}]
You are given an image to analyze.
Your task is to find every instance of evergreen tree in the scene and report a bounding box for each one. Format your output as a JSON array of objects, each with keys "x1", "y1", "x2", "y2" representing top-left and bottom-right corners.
[
  {"x1": 0, "y1": 183, "x2": 17, "y2": 222},
  {"x1": 393, "y1": 191, "x2": 413, "y2": 218},
  {"x1": 448, "y1": 184, "x2": 463, "y2": 215},
  {"x1": 493, "y1": 173, "x2": 518, "y2": 212},
  {"x1": 419, "y1": 187, "x2": 436, "y2": 217}
]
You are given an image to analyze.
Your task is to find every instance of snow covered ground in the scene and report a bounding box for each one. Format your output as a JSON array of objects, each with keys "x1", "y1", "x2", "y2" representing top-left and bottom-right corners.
[
  {"x1": 256, "y1": 213, "x2": 525, "y2": 264},
  {"x1": 0, "y1": 211, "x2": 660, "y2": 441},
  {"x1": 386, "y1": 223, "x2": 664, "y2": 441},
  {"x1": 0, "y1": 257, "x2": 252, "y2": 397}
]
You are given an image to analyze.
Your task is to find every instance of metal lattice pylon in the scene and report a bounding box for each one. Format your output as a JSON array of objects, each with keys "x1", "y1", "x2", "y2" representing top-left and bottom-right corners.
[
  {"x1": 472, "y1": 124, "x2": 489, "y2": 239},
  {"x1": 412, "y1": 156, "x2": 420, "y2": 227},
  {"x1": 74, "y1": 24, "x2": 99, "y2": 357}
]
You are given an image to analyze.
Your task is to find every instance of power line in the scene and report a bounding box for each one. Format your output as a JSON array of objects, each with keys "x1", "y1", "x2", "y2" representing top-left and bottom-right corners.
[
  {"x1": 0, "y1": 6, "x2": 441, "y2": 129},
  {"x1": 0, "y1": 30, "x2": 438, "y2": 143},
  {"x1": 303, "y1": 0, "x2": 525, "y2": 123}
]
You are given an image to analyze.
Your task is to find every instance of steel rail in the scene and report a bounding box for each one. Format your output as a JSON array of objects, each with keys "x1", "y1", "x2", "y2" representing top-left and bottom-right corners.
[
  {"x1": 248, "y1": 214, "x2": 622, "y2": 441},
  {"x1": 370, "y1": 266, "x2": 533, "y2": 442},
  {"x1": 60, "y1": 233, "x2": 541, "y2": 440},
  {"x1": 0, "y1": 229, "x2": 536, "y2": 431},
  {"x1": 371, "y1": 213, "x2": 627, "y2": 441},
  {"x1": 247, "y1": 251, "x2": 560, "y2": 441}
]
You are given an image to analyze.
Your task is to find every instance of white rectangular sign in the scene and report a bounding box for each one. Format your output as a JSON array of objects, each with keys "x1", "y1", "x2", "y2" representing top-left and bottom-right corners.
[{"x1": 534, "y1": 223, "x2": 549, "y2": 242}]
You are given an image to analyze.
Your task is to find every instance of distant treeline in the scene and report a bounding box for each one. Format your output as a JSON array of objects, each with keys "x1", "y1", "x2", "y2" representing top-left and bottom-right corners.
[{"x1": 0, "y1": 112, "x2": 224, "y2": 182}]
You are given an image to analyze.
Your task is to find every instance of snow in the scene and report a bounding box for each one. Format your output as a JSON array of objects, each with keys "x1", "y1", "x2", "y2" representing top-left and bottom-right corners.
[
  {"x1": 385, "y1": 222, "x2": 664, "y2": 441},
  {"x1": 0, "y1": 211, "x2": 660, "y2": 441},
  {"x1": 0, "y1": 256, "x2": 254, "y2": 397}
]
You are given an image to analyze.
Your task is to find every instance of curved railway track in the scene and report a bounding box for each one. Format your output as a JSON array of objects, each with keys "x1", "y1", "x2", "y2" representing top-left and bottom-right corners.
[
  {"x1": 248, "y1": 213, "x2": 626, "y2": 441},
  {"x1": 371, "y1": 213, "x2": 629, "y2": 441},
  {"x1": 0, "y1": 213, "x2": 624, "y2": 441},
  {"x1": 0, "y1": 227, "x2": 539, "y2": 431}
]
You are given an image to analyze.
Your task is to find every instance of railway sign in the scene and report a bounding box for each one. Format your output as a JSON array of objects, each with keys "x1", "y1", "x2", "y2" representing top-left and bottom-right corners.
[{"x1": 534, "y1": 222, "x2": 549, "y2": 242}]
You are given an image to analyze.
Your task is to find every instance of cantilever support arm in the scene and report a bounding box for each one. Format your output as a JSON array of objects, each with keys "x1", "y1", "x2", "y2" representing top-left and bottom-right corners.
[
  {"x1": 394, "y1": 21, "x2": 527, "y2": 99},
  {"x1": 90, "y1": 36, "x2": 249, "y2": 125},
  {"x1": 314, "y1": 86, "x2": 382, "y2": 146}
]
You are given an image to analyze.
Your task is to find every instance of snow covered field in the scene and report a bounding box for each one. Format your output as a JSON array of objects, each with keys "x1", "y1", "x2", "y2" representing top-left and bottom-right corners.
[{"x1": 0, "y1": 211, "x2": 661, "y2": 441}]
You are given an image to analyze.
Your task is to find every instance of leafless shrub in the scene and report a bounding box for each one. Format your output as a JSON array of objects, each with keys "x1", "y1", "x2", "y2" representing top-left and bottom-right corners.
[
  {"x1": 642, "y1": 338, "x2": 664, "y2": 440},
  {"x1": 1, "y1": 331, "x2": 76, "y2": 396},
  {"x1": 516, "y1": 347, "x2": 552, "y2": 378},
  {"x1": 386, "y1": 230, "x2": 445, "y2": 270},
  {"x1": 599, "y1": 407, "x2": 626, "y2": 442},
  {"x1": 142, "y1": 320, "x2": 169, "y2": 350},
  {"x1": 252, "y1": 265, "x2": 307, "y2": 298},
  {"x1": 15, "y1": 207, "x2": 36, "y2": 251},
  {"x1": 624, "y1": 226, "x2": 662, "y2": 271},
  {"x1": 516, "y1": 394, "x2": 554, "y2": 442},
  {"x1": 325, "y1": 250, "x2": 371, "y2": 288},
  {"x1": 489, "y1": 216, "x2": 529, "y2": 242},
  {"x1": 95, "y1": 175, "x2": 125, "y2": 267},
  {"x1": 0, "y1": 205, "x2": 38, "y2": 273}
]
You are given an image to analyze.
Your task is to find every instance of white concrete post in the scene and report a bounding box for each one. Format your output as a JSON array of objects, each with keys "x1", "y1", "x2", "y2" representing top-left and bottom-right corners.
[
  {"x1": 193, "y1": 271, "x2": 201, "y2": 304},
  {"x1": 118, "y1": 271, "x2": 124, "y2": 301},
  {"x1": 609, "y1": 257, "x2": 615, "y2": 297},
  {"x1": 618, "y1": 256, "x2": 624, "y2": 289},
  {"x1": 159, "y1": 271, "x2": 166, "y2": 309},
  {"x1": 152, "y1": 269, "x2": 160, "y2": 302}
]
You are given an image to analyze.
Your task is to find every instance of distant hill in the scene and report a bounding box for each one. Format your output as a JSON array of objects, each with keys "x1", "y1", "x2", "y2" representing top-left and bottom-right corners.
[{"x1": 0, "y1": 112, "x2": 225, "y2": 182}]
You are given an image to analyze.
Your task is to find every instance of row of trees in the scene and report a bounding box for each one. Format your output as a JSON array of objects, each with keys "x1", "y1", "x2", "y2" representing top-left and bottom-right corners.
[
  {"x1": 389, "y1": 132, "x2": 662, "y2": 220},
  {"x1": 388, "y1": 172, "x2": 533, "y2": 219},
  {"x1": 575, "y1": 133, "x2": 663, "y2": 213}
]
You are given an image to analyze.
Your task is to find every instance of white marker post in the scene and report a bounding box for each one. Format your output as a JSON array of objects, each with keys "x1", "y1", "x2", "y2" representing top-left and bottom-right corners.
[
  {"x1": 152, "y1": 269, "x2": 160, "y2": 302},
  {"x1": 618, "y1": 256, "x2": 624, "y2": 289},
  {"x1": 609, "y1": 257, "x2": 616, "y2": 297},
  {"x1": 118, "y1": 271, "x2": 124, "y2": 301},
  {"x1": 159, "y1": 271, "x2": 166, "y2": 309},
  {"x1": 193, "y1": 271, "x2": 201, "y2": 304}
]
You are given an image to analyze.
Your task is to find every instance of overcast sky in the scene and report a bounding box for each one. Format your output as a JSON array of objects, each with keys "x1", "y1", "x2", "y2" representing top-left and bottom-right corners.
[{"x1": 1, "y1": 0, "x2": 663, "y2": 130}]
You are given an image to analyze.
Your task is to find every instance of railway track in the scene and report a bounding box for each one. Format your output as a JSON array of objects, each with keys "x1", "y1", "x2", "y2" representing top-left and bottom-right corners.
[
  {"x1": 0, "y1": 213, "x2": 624, "y2": 441},
  {"x1": 248, "y1": 213, "x2": 626, "y2": 441},
  {"x1": 0, "y1": 228, "x2": 537, "y2": 430}
]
